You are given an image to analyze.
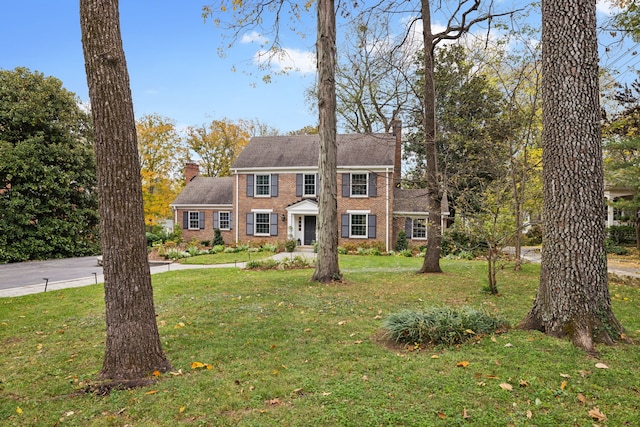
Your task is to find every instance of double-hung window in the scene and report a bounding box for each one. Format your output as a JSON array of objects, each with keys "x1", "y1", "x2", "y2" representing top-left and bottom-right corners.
[
  {"x1": 255, "y1": 174, "x2": 271, "y2": 196},
  {"x1": 304, "y1": 174, "x2": 316, "y2": 196},
  {"x1": 350, "y1": 214, "x2": 367, "y2": 237},
  {"x1": 412, "y1": 218, "x2": 427, "y2": 239},
  {"x1": 188, "y1": 211, "x2": 200, "y2": 230},
  {"x1": 255, "y1": 213, "x2": 271, "y2": 235},
  {"x1": 218, "y1": 212, "x2": 230, "y2": 230},
  {"x1": 350, "y1": 173, "x2": 368, "y2": 196}
]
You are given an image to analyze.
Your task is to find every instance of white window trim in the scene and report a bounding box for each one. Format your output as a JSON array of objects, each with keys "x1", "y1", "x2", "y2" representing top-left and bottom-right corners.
[
  {"x1": 350, "y1": 172, "x2": 368, "y2": 198},
  {"x1": 219, "y1": 211, "x2": 231, "y2": 231},
  {"x1": 303, "y1": 173, "x2": 316, "y2": 197},
  {"x1": 254, "y1": 174, "x2": 271, "y2": 198},
  {"x1": 349, "y1": 213, "x2": 368, "y2": 239},
  {"x1": 188, "y1": 211, "x2": 200, "y2": 230},
  {"x1": 411, "y1": 217, "x2": 428, "y2": 240},
  {"x1": 254, "y1": 212, "x2": 271, "y2": 236}
]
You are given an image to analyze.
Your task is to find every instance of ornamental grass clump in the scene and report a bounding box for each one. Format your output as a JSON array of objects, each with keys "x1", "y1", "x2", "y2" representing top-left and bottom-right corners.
[{"x1": 383, "y1": 306, "x2": 508, "y2": 347}]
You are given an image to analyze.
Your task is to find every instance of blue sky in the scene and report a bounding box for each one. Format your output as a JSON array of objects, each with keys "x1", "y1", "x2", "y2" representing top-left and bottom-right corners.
[
  {"x1": 1, "y1": 1, "x2": 635, "y2": 135},
  {"x1": 0, "y1": 0, "x2": 318, "y2": 133}
]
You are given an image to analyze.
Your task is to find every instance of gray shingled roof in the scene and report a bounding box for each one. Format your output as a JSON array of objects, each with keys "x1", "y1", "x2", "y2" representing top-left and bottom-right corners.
[
  {"x1": 393, "y1": 189, "x2": 450, "y2": 214},
  {"x1": 171, "y1": 176, "x2": 233, "y2": 206},
  {"x1": 232, "y1": 133, "x2": 396, "y2": 169}
]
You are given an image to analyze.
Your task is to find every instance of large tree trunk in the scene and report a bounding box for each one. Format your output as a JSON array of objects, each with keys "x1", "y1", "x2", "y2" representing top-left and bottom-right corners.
[
  {"x1": 312, "y1": 0, "x2": 341, "y2": 283},
  {"x1": 418, "y1": 0, "x2": 443, "y2": 274},
  {"x1": 519, "y1": 0, "x2": 623, "y2": 353},
  {"x1": 80, "y1": 0, "x2": 171, "y2": 380}
]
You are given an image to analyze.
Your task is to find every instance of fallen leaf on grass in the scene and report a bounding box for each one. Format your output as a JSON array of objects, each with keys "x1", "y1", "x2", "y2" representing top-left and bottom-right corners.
[
  {"x1": 16, "y1": 407, "x2": 23, "y2": 415},
  {"x1": 152, "y1": 370, "x2": 161, "y2": 377},
  {"x1": 456, "y1": 361, "x2": 470, "y2": 368},
  {"x1": 595, "y1": 363, "x2": 609, "y2": 369},
  {"x1": 577, "y1": 393, "x2": 587, "y2": 404},
  {"x1": 526, "y1": 410, "x2": 532, "y2": 419},
  {"x1": 560, "y1": 381, "x2": 567, "y2": 390},
  {"x1": 499, "y1": 383, "x2": 513, "y2": 391},
  {"x1": 463, "y1": 408, "x2": 470, "y2": 419},
  {"x1": 560, "y1": 373, "x2": 570, "y2": 378},
  {"x1": 431, "y1": 355, "x2": 439, "y2": 359},
  {"x1": 519, "y1": 380, "x2": 529, "y2": 387},
  {"x1": 145, "y1": 390, "x2": 159, "y2": 395},
  {"x1": 269, "y1": 398, "x2": 281, "y2": 405},
  {"x1": 588, "y1": 406, "x2": 606, "y2": 421},
  {"x1": 190, "y1": 361, "x2": 213, "y2": 370},
  {"x1": 437, "y1": 411, "x2": 447, "y2": 419},
  {"x1": 179, "y1": 406, "x2": 185, "y2": 413}
]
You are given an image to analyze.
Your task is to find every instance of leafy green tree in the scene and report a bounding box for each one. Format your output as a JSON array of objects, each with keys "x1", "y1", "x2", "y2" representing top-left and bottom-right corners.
[
  {"x1": 602, "y1": 79, "x2": 640, "y2": 249},
  {"x1": 0, "y1": 67, "x2": 99, "y2": 262}
]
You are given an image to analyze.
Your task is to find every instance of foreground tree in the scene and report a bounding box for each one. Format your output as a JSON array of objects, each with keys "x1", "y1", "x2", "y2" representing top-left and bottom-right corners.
[
  {"x1": 80, "y1": 0, "x2": 171, "y2": 380},
  {"x1": 312, "y1": 0, "x2": 341, "y2": 282},
  {"x1": 0, "y1": 68, "x2": 99, "y2": 263},
  {"x1": 520, "y1": 0, "x2": 623, "y2": 353}
]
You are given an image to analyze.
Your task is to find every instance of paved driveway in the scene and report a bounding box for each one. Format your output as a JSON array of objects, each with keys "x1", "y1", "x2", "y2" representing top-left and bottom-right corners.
[{"x1": 0, "y1": 256, "x2": 104, "y2": 290}]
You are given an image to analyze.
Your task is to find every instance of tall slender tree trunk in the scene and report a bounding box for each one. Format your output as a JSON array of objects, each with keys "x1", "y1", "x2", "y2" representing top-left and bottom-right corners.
[
  {"x1": 519, "y1": 0, "x2": 623, "y2": 353},
  {"x1": 312, "y1": 0, "x2": 341, "y2": 283},
  {"x1": 418, "y1": 0, "x2": 443, "y2": 273},
  {"x1": 80, "y1": 0, "x2": 171, "y2": 379}
]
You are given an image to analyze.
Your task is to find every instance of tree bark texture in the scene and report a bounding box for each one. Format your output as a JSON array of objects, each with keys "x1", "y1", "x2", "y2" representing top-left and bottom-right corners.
[
  {"x1": 312, "y1": 0, "x2": 341, "y2": 283},
  {"x1": 418, "y1": 0, "x2": 443, "y2": 274},
  {"x1": 520, "y1": 0, "x2": 623, "y2": 353},
  {"x1": 80, "y1": 0, "x2": 171, "y2": 379}
]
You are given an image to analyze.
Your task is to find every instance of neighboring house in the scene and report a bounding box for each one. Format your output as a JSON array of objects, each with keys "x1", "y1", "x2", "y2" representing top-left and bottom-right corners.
[
  {"x1": 171, "y1": 123, "x2": 448, "y2": 250},
  {"x1": 605, "y1": 185, "x2": 636, "y2": 227}
]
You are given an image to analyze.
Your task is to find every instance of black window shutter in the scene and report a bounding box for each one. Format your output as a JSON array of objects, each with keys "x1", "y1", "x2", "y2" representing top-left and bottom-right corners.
[
  {"x1": 368, "y1": 215, "x2": 377, "y2": 239},
  {"x1": 316, "y1": 173, "x2": 320, "y2": 196},
  {"x1": 229, "y1": 215, "x2": 233, "y2": 230},
  {"x1": 199, "y1": 212, "x2": 205, "y2": 229},
  {"x1": 369, "y1": 173, "x2": 377, "y2": 197},
  {"x1": 296, "y1": 174, "x2": 303, "y2": 197},
  {"x1": 183, "y1": 211, "x2": 188, "y2": 229},
  {"x1": 271, "y1": 174, "x2": 278, "y2": 197},
  {"x1": 246, "y1": 175, "x2": 254, "y2": 197},
  {"x1": 341, "y1": 214, "x2": 349, "y2": 237},
  {"x1": 405, "y1": 217, "x2": 412, "y2": 237},
  {"x1": 213, "y1": 212, "x2": 219, "y2": 229},
  {"x1": 246, "y1": 213, "x2": 254, "y2": 235},
  {"x1": 270, "y1": 213, "x2": 278, "y2": 236},
  {"x1": 342, "y1": 173, "x2": 350, "y2": 197}
]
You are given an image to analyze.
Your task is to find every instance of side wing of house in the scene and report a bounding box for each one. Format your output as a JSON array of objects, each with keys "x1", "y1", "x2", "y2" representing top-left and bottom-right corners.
[
  {"x1": 392, "y1": 189, "x2": 450, "y2": 250},
  {"x1": 170, "y1": 176, "x2": 234, "y2": 244}
]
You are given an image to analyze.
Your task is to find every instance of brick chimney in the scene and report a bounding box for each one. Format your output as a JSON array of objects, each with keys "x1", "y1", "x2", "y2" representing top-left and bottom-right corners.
[
  {"x1": 185, "y1": 162, "x2": 199, "y2": 184},
  {"x1": 392, "y1": 119, "x2": 402, "y2": 187}
]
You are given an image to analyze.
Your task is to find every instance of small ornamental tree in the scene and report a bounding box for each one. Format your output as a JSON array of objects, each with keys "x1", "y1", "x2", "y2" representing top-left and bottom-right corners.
[{"x1": 212, "y1": 228, "x2": 225, "y2": 246}]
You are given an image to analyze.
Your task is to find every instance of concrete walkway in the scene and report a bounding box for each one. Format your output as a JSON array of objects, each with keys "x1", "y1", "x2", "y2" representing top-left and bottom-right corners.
[{"x1": 0, "y1": 250, "x2": 316, "y2": 298}]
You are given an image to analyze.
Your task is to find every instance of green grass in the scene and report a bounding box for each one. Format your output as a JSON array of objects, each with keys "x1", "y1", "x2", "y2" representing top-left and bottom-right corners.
[
  {"x1": 179, "y1": 250, "x2": 273, "y2": 265},
  {"x1": 1, "y1": 256, "x2": 639, "y2": 426}
]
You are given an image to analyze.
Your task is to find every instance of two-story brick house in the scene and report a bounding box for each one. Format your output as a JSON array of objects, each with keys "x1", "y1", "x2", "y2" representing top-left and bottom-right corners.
[{"x1": 171, "y1": 125, "x2": 444, "y2": 251}]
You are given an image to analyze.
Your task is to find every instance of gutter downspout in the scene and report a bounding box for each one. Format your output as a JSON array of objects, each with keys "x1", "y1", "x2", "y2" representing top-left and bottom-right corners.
[
  {"x1": 234, "y1": 172, "x2": 239, "y2": 244},
  {"x1": 386, "y1": 167, "x2": 390, "y2": 252}
]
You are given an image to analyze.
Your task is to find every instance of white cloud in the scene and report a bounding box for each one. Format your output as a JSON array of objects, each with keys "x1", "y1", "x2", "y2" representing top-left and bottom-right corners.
[
  {"x1": 241, "y1": 31, "x2": 267, "y2": 44},
  {"x1": 254, "y1": 47, "x2": 316, "y2": 75},
  {"x1": 596, "y1": 0, "x2": 620, "y2": 16}
]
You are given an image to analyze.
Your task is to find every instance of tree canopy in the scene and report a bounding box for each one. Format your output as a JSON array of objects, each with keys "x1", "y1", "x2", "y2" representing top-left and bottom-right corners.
[{"x1": 0, "y1": 67, "x2": 99, "y2": 263}]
